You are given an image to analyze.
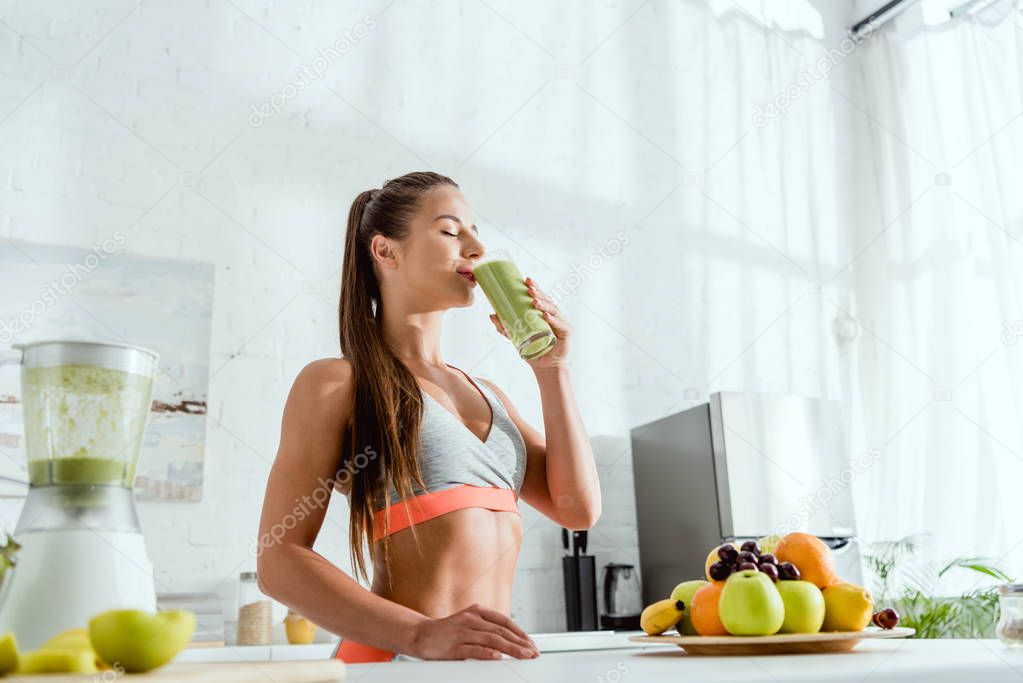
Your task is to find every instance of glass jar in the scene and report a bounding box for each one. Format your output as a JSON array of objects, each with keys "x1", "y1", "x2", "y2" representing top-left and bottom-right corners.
[
  {"x1": 996, "y1": 584, "x2": 1023, "y2": 647},
  {"x1": 236, "y1": 571, "x2": 272, "y2": 646}
]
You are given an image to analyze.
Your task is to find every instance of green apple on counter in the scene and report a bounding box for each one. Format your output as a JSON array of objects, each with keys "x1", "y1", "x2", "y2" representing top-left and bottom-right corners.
[
  {"x1": 18, "y1": 648, "x2": 98, "y2": 674},
  {"x1": 669, "y1": 580, "x2": 709, "y2": 635},
  {"x1": 89, "y1": 609, "x2": 196, "y2": 673},
  {"x1": 0, "y1": 632, "x2": 18, "y2": 674},
  {"x1": 776, "y1": 580, "x2": 826, "y2": 633},
  {"x1": 41, "y1": 628, "x2": 91, "y2": 651},
  {"x1": 40, "y1": 628, "x2": 108, "y2": 671},
  {"x1": 718, "y1": 569, "x2": 784, "y2": 636}
]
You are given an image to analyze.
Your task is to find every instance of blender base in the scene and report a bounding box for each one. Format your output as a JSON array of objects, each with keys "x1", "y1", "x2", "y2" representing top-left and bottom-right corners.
[{"x1": 0, "y1": 528, "x2": 156, "y2": 650}]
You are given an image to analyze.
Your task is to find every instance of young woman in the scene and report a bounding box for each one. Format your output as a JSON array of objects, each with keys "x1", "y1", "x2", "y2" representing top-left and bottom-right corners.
[{"x1": 256, "y1": 171, "x2": 600, "y2": 662}]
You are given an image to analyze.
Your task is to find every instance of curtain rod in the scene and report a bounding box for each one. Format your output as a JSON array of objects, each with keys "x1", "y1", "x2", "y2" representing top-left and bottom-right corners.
[
  {"x1": 850, "y1": 0, "x2": 1002, "y2": 37},
  {"x1": 849, "y1": 0, "x2": 921, "y2": 37}
]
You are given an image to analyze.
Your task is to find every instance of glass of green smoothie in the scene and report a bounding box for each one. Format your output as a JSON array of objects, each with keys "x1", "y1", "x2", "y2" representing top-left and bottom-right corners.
[{"x1": 473, "y1": 249, "x2": 556, "y2": 360}]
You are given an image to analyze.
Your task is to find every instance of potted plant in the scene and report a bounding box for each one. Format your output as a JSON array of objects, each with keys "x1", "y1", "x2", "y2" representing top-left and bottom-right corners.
[{"x1": 865, "y1": 534, "x2": 1013, "y2": 638}]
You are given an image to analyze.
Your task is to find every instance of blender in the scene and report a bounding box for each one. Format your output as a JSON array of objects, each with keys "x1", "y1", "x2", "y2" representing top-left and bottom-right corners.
[{"x1": 0, "y1": 340, "x2": 160, "y2": 649}]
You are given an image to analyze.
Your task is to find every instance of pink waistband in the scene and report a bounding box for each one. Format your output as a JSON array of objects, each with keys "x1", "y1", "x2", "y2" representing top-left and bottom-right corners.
[
  {"x1": 335, "y1": 638, "x2": 396, "y2": 663},
  {"x1": 372, "y1": 484, "x2": 520, "y2": 542}
]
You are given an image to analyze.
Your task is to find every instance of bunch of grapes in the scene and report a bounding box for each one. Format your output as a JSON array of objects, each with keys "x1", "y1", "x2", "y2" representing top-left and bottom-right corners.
[{"x1": 708, "y1": 540, "x2": 801, "y2": 583}]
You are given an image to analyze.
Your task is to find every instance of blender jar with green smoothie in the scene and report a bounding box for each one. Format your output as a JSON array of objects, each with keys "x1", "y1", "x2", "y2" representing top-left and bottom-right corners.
[
  {"x1": 0, "y1": 340, "x2": 161, "y2": 650},
  {"x1": 473, "y1": 249, "x2": 556, "y2": 360},
  {"x1": 18, "y1": 341, "x2": 158, "y2": 487}
]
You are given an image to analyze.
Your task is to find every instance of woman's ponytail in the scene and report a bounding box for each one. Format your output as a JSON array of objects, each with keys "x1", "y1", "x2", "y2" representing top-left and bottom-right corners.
[{"x1": 337, "y1": 172, "x2": 458, "y2": 583}]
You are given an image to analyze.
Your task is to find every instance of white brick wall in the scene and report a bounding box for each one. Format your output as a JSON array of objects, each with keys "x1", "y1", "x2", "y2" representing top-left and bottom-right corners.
[{"x1": 0, "y1": 0, "x2": 853, "y2": 636}]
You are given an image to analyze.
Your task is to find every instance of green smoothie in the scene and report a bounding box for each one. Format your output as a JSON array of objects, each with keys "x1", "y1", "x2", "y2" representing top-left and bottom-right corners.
[
  {"x1": 28, "y1": 457, "x2": 128, "y2": 486},
  {"x1": 474, "y1": 253, "x2": 555, "y2": 360},
  {"x1": 21, "y1": 363, "x2": 153, "y2": 488}
]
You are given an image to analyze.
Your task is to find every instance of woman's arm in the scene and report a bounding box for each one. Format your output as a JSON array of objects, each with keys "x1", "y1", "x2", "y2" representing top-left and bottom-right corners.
[
  {"x1": 258, "y1": 359, "x2": 538, "y2": 660},
  {"x1": 480, "y1": 277, "x2": 601, "y2": 530},
  {"x1": 256, "y1": 359, "x2": 426, "y2": 653},
  {"x1": 479, "y1": 372, "x2": 600, "y2": 530}
]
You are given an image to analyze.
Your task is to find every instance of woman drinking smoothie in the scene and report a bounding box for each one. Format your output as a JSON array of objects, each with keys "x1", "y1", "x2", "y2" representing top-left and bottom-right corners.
[{"x1": 256, "y1": 171, "x2": 601, "y2": 661}]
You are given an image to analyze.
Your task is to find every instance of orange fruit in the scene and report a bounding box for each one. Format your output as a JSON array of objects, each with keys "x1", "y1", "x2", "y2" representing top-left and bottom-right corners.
[
  {"x1": 774, "y1": 532, "x2": 838, "y2": 589},
  {"x1": 689, "y1": 582, "x2": 728, "y2": 636},
  {"x1": 704, "y1": 543, "x2": 739, "y2": 583}
]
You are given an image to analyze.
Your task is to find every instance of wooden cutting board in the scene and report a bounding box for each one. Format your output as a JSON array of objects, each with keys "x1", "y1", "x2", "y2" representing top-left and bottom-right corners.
[{"x1": 8, "y1": 660, "x2": 346, "y2": 682}]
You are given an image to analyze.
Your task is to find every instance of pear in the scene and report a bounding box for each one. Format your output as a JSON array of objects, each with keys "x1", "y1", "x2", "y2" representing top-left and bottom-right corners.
[{"x1": 88, "y1": 609, "x2": 195, "y2": 673}]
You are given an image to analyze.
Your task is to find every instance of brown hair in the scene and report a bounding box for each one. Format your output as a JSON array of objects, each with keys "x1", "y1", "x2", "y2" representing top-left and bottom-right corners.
[{"x1": 338, "y1": 171, "x2": 459, "y2": 582}]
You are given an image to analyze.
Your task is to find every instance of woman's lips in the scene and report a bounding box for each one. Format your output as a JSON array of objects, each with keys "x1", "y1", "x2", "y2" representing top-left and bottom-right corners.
[{"x1": 458, "y1": 270, "x2": 476, "y2": 285}]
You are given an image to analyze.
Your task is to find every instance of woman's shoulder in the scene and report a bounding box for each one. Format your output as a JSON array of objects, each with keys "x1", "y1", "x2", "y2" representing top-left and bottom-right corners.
[
  {"x1": 299, "y1": 357, "x2": 353, "y2": 381},
  {"x1": 290, "y1": 358, "x2": 355, "y2": 407}
]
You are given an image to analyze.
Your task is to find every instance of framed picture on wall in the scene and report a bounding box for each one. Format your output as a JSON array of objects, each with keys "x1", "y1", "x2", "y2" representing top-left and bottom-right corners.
[{"x1": 0, "y1": 239, "x2": 213, "y2": 502}]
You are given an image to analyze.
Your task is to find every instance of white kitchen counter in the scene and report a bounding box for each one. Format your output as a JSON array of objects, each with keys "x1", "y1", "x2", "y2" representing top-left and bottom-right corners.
[
  {"x1": 342, "y1": 638, "x2": 1023, "y2": 683},
  {"x1": 177, "y1": 633, "x2": 1023, "y2": 682},
  {"x1": 177, "y1": 630, "x2": 661, "y2": 662}
]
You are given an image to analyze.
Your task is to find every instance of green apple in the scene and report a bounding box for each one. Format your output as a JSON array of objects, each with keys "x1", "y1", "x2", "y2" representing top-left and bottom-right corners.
[
  {"x1": 88, "y1": 609, "x2": 196, "y2": 673},
  {"x1": 669, "y1": 580, "x2": 709, "y2": 635},
  {"x1": 42, "y1": 628, "x2": 90, "y2": 650},
  {"x1": 777, "y1": 580, "x2": 825, "y2": 633},
  {"x1": 42, "y1": 627, "x2": 107, "y2": 670},
  {"x1": 718, "y1": 570, "x2": 784, "y2": 636},
  {"x1": 18, "y1": 648, "x2": 98, "y2": 674},
  {"x1": 0, "y1": 631, "x2": 18, "y2": 674}
]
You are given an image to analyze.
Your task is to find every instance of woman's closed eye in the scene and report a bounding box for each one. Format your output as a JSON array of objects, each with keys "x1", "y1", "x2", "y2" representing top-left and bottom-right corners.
[{"x1": 442, "y1": 230, "x2": 458, "y2": 237}]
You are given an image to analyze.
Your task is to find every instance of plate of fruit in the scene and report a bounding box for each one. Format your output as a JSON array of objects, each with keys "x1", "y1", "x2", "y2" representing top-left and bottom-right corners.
[{"x1": 630, "y1": 533, "x2": 914, "y2": 656}]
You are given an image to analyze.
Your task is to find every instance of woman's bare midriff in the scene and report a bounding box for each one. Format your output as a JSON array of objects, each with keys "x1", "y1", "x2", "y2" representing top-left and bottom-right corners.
[{"x1": 369, "y1": 507, "x2": 523, "y2": 618}]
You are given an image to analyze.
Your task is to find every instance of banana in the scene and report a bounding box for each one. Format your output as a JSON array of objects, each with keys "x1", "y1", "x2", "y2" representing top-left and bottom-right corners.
[{"x1": 640, "y1": 598, "x2": 686, "y2": 635}]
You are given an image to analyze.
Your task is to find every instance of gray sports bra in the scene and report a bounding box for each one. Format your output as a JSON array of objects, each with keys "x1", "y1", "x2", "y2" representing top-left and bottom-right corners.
[{"x1": 373, "y1": 370, "x2": 528, "y2": 508}]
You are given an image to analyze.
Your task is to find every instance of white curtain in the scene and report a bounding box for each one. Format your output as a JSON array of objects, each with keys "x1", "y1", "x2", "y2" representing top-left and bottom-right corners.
[
  {"x1": 844, "y1": 3, "x2": 1023, "y2": 590},
  {"x1": 675, "y1": 0, "x2": 1023, "y2": 591}
]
